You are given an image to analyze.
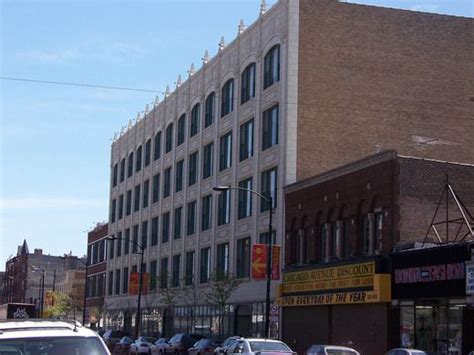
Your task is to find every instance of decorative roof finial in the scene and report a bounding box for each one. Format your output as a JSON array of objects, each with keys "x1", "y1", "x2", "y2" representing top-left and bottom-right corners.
[
  {"x1": 165, "y1": 85, "x2": 170, "y2": 97},
  {"x1": 260, "y1": 0, "x2": 267, "y2": 15},
  {"x1": 113, "y1": 132, "x2": 118, "y2": 141},
  {"x1": 144, "y1": 104, "x2": 149, "y2": 115},
  {"x1": 176, "y1": 75, "x2": 182, "y2": 87},
  {"x1": 188, "y1": 63, "x2": 195, "y2": 76},
  {"x1": 136, "y1": 112, "x2": 141, "y2": 123},
  {"x1": 218, "y1": 36, "x2": 226, "y2": 52},
  {"x1": 202, "y1": 50, "x2": 210, "y2": 64},
  {"x1": 154, "y1": 95, "x2": 160, "y2": 107},
  {"x1": 120, "y1": 126, "x2": 126, "y2": 135},
  {"x1": 128, "y1": 119, "x2": 133, "y2": 129},
  {"x1": 238, "y1": 19, "x2": 245, "y2": 35}
]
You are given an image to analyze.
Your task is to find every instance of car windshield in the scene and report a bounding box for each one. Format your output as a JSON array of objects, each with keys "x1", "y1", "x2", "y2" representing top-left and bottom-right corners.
[
  {"x1": 139, "y1": 337, "x2": 156, "y2": 343},
  {"x1": 249, "y1": 341, "x2": 291, "y2": 352},
  {"x1": 327, "y1": 350, "x2": 358, "y2": 355},
  {"x1": 0, "y1": 337, "x2": 108, "y2": 355}
]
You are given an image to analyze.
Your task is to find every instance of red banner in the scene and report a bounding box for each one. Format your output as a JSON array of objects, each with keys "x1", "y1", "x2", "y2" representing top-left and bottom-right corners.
[
  {"x1": 129, "y1": 272, "x2": 149, "y2": 295},
  {"x1": 252, "y1": 244, "x2": 267, "y2": 280},
  {"x1": 272, "y1": 246, "x2": 281, "y2": 280},
  {"x1": 252, "y1": 244, "x2": 281, "y2": 280}
]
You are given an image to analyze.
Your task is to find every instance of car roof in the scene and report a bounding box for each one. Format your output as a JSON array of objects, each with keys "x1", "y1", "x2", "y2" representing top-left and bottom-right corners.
[
  {"x1": 244, "y1": 339, "x2": 286, "y2": 343},
  {"x1": 309, "y1": 345, "x2": 359, "y2": 351},
  {"x1": 0, "y1": 319, "x2": 99, "y2": 339}
]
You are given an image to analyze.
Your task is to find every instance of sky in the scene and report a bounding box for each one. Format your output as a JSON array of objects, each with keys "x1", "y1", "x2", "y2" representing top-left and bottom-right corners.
[{"x1": 0, "y1": 0, "x2": 472, "y2": 268}]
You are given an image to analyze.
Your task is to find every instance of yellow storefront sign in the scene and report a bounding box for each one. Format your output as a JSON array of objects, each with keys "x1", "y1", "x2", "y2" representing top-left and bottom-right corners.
[{"x1": 278, "y1": 269, "x2": 391, "y2": 306}]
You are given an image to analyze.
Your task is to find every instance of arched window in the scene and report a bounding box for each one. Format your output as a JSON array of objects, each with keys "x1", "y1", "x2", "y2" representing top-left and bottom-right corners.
[
  {"x1": 263, "y1": 44, "x2": 280, "y2": 89},
  {"x1": 135, "y1": 145, "x2": 142, "y2": 172},
  {"x1": 221, "y1": 79, "x2": 234, "y2": 117},
  {"x1": 165, "y1": 123, "x2": 173, "y2": 153},
  {"x1": 241, "y1": 62, "x2": 256, "y2": 104},
  {"x1": 190, "y1": 103, "x2": 200, "y2": 137},
  {"x1": 204, "y1": 92, "x2": 215, "y2": 127},
  {"x1": 177, "y1": 114, "x2": 186, "y2": 146}
]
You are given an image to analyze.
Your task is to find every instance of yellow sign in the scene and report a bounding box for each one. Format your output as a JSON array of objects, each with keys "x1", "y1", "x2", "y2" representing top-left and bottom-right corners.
[
  {"x1": 282, "y1": 275, "x2": 374, "y2": 293},
  {"x1": 278, "y1": 274, "x2": 391, "y2": 306},
  {"x1": 283, "y1": 262, "x2": 375, "y2": 284}
]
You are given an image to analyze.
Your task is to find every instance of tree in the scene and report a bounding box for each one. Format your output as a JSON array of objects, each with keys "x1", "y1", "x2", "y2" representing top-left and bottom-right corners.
[
  {"x1": 45, "y1": 291, "x2": 74, "y2": 319},
  {"x1": 204, "y1": 273, "x2": 241, "y2": 337},
  {"x1": 156, "y1": 273, "x2": 182, "y2": 336}
]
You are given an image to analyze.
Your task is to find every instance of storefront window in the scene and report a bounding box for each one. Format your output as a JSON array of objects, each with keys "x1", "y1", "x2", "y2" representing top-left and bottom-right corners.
[{"x1": 400, "y1": 306, "x2": 415, "y2": 348}]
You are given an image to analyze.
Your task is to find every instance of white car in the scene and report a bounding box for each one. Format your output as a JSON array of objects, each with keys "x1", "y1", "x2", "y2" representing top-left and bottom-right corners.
[
  {"x1": 225, "y1": 338, "x2": 295, "y2": 355},
  {"x1": 130, "y1": 336, "x2": 157, "y2": 354},
  {"x1": 306, "y1": 345, "x2": 360, "y2": 355},
  {"x1": 385, "y1": 348, "x2": 427, "y2": 355},
  {"x1": 0, "y1": 319, "x2": 110, "y2": 354}
]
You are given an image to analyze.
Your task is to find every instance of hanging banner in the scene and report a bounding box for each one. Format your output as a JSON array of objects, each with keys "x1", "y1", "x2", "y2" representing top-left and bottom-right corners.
[
  {"x1": 129, "y1": 272, "x2": 149, "y2": 295},
  {"x1": 252, "y1": 244, "x2": 281, "y2": 280}
]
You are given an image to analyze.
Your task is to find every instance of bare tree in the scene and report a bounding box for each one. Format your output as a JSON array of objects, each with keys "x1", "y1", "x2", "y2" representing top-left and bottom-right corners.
[{"x1": 156, "y1": 273, "x2": 182, "y2": 336}]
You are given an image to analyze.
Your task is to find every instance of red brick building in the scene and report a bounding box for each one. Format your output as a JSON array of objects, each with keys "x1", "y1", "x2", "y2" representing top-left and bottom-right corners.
[{"x1": 281, "y1": 151, "x2": 474, "y2": 355}]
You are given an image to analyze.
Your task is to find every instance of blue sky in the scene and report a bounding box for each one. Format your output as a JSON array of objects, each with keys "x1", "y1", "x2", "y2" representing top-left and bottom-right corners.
[{"x1": 1, "y1": 0, "x2": 472, "y2": 267}]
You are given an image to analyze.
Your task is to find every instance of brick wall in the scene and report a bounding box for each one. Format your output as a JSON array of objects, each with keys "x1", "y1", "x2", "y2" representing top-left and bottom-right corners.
[{"x1": 297, "y1": 0, "x2": 474, "y2": 180}]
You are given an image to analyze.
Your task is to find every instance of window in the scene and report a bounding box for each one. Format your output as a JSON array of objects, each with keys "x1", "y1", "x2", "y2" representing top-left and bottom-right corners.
[
  {"x1": 122, "y1": 267, "x2": 129, "y2": 294},
  {"x1": 187, "y1": 200, "x2": 197, "y2": 236},
  {"x1": 165, "y1": 124, "x2": 173, "y2": 153},
  {"x1": 127, "y1": 152, "x2": 134, "y2": 177},
  {"x1": 108, "y1": 237, "x2": 114, "y2": 259},
  {"x1": 204, "y1": 92, "x2": 215, "y2": 127},
  {"x1": 190, "y1": 103, "x2": 200, "y2": 137},
  {"x1": 188, "y1": 152, "x2": 198, "y2": 186},
  {"x1": 115, "y1": 269, "x2": 121, "y2": 295},
  {"x1": 152, "y1": 173, "x2": 160, "y2": 203},
  {"x1": 202, "y1": 143, "x2": 214, "y2": 179},
  {"x1": 112, "y1": 163, "x2": 118, "y2": 187},
  {"x1": 172, "y1": 254, "x2": 181, "y2": 287},
  {"x1": 175, "y1": 160, "x2": 184, "y2": 192},
  {"x1": 150, "y1": 260, "x2": 157, "y2": 291},
  {"x1": 241, "y1": 63, "x2": 256, "y2": 104},
  {"x1": 118, "y1": 194, "x2": 124, "y2": 219},
  {"x1": 216, "y1": 243, "x2": 229, "y2": 277},
  {"x1": 321, "y1": 223, "x2": 328, "y2": 262},
  {"x1": 141, "y1": 220, "x2": 148, "y2": 249},
  {"x1": 238, "y1": 178, "x2": 252, "y2": 219},
  {"x1": 217, "y1": 190, "x2": 231, "y2": 225},
  {"x1": 185, "y1": 251, "x2": 195, "y2": 286},
  {"x1": 108, "y1": 271, "x2": 113, "y2": 296},
  {"x1": 132, "y1": 224, "x2": 139, "y2": 253},
  {"x1": 219, "y1": 132, "x2": 232, "y2": 171},
  {"x1": 145, "y1": 139, "x2": 151, "y2": 166},
  {"x1": 154, "y1": 131, "x2": 162, "y2": 160},
  {"x1": 236, "y1": 237, "x2": 250, "y2": 278},
  {"x1": 160, "y1": 257, "x2": 169, "y2": 288},
  {"x1": 262, "y1": 105, "x2": 279, "y2": 150},
  {"x1": 134, "y1": 184, "x2": 141, "y2": 212},
  {"x1": 116, "y1": 232, "x2": 122, "y2": 257},
  {"x1": 221, "y1": 79, "x2": 234, "y2": 117},
  {"x1": 143, "y1": 180, "x2": 149, "y2": 208},
  {"x1": 177, "y1": 114, "x2": 186, "y2": 146},
  {"x1": 200, "y1": 247, "x2": 211, "y2": 283},
  {"x1": 260, "y1": 167, "x2": 277, "y2": 212},
  {"x1": 99, "y1": 240, "x2": 105, "y2": 262},
  {"x1": 174, "y1": 207, "x2": 182, "y2": 239},
  {"x1": 239, "y1": 119, "x2": 254, "y2": 161},
  {"x1": 126, "y1": 190, "x2": 132, "y2": 216},
  {"x1": 120, "y1": 158, "x2": 125, "y2": 182},
  {"x1": 111, "y1": 199, "x2": 116, "y2": 223},
  {"x1": 164, "y1": 167, "x2": 171, "y2": 197},
  {"x1": 259, "y1": 230, "x2": 276, "y2": 245},
  {"x1": 124, "y1": 228, "x2": 130, "y2": 255},
  {"x1": 162, "y1": 212, "x2": 170, "y2": 243},
  {"x1": 263, "y1": 44, "x2": 280, "y2": 89},
  {"x1": 201, "y1": 195, "x2": 212, "y2": 231},
  {"x1": 151, "y1": 217, "x2": 159, "y2": 246},
  {"x1": 136, "y1": 145, "x2": 142, "y2": 172}
]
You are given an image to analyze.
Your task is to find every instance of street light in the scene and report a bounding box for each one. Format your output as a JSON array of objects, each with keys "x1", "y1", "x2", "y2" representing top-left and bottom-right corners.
[
  {"x1": 107, "y1": 236, "x2": 145, "y2": 338},
  {"x1": 212, "y1": 185, "x2": 274, "y2": 338},
  {"x1": 31, "y1": 267, "x2": 45, "y2": 318}
]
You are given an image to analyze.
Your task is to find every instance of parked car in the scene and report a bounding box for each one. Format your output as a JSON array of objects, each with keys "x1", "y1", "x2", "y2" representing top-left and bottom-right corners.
[
  {"x1": 102, "y1": 329, "x2": 130, "y2": 352},
  {"x1": 0, "y1": 319, "x2": 110, "y2": 354},
  {"x1": 385, "y1": 349, "x2": 427, "y2": 355},
  {"x1": 214, "y1": 336, "x2": 241, "y2": 355},
  {"x1": 112, "y1": 336, "x2": 135, "y2": 355},
  {"x1": 225, "y1": 338, "x2": 295, "y2": 355},
  {"x1": 164, "y1": 333, "x2": 205, "y2": 355},
  {"x1": 130, "y1": 336, "x2": 158, "y2": 354},
  {"x1": 150, "y1": 338, "x2": 170, "y2": 354},
  {"x1": 306, "y1": 345, "x2": 360, "y2": 355},
  {"x1": 188, "y1": 338, "x2": 223, "y2": 355}
]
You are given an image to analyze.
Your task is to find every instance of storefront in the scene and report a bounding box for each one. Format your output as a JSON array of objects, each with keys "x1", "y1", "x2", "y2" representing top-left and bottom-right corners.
[
  {"x1": 279, "y1": 258, "x2": 391, "y2": 355},
  {"x1": 391, "y1": 243, "x2": 474, "y2": 355}
]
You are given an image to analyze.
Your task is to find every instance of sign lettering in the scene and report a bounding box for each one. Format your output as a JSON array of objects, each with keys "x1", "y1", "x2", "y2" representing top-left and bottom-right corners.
[{"x1": 394, "y1": 262, "x2": 465, "y2": 284}]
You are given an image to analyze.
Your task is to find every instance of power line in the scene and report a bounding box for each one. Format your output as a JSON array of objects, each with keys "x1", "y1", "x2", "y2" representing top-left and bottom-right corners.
[{"x1": 0, "y1": 76, "x2": 161, "y2": 94}]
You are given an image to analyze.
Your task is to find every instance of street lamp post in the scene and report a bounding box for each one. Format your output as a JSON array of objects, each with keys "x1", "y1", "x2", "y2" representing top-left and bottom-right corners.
[
  {"x1": 107, "y1": 236, "x2": 145, "y2": 338},
  {"x1": 213, "y1": 185, "x2": 274, "y2": 338},
  {"x1": 40, "y1": 270, "x2": 45, "y2": 318}
]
